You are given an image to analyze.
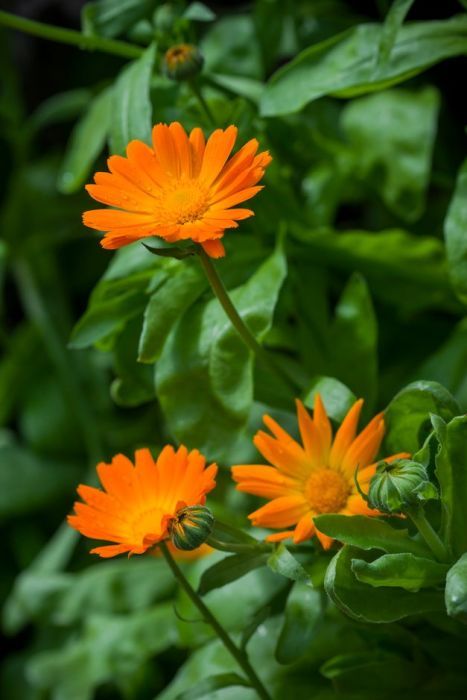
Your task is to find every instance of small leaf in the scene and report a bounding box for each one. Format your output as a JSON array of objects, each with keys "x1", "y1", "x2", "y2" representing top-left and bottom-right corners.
[
  {"x1": 109, "y1": 42, "x2": 156, "y2": 155},
  {"x1": 267, "y1": 544, "x2": 312, "y2": 584},
  {"x1": 445, "y1": 553, "x2": 467, "y2": 624},
  {"x1": 303, "y1": 377, "x2": 356, "y2": 423},
  {"x1": 198, "y1": 552, "x2": 269, "y2": 596},
  {"x1": 57, "y1": 87, "x2": 111, "y2": 194},
  {"x1": 351, "y1": 553, "x2": 448, "y2": 592},
  {"x1": 377, "y1": 0, "x2": 415, "y2": 68},
  {"x1": 314, "y1": 514, "x2": 430, "y2": 557},
  {"x1": 183, "y1": 2, "x2": 216, "y2": 22},
  {"x1": 142, "y1": 243, "x2": 197, "y2": 259}
]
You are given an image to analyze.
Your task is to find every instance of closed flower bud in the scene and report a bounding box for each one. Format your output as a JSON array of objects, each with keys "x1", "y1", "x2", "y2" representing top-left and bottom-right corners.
[
  {"x1": 169, "y1": 504, "x2": 214, "y2": 551},
  {"x1": 163, "y1": 44, "x2": 204, "y2": 81},
  {"x1": 368, "y1": 459, "x2": 437, "y2": 514}
]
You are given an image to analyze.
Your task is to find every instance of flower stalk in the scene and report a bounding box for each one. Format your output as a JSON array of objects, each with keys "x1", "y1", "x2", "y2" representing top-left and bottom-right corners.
[
  {"x1": 0, "y1": 10, "x2": 142, "y2": 59},
  {"x1": 196, "y1": 246, "x2": 299, "y2": 394},
  {"x1": 159, "y1": 541, "x2": 271, "y2": 700},
  {"x1": 188, "y1": 79, "x2": 216, "y2": 126},
  {"x1": 406, "y1": 504, "x2": 450, "y2": 563}
]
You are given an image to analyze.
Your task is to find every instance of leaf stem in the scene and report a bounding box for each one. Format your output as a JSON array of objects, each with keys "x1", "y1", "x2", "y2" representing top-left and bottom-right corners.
[
  {"x1": 196, "y1": 247, "x2": 299, "y2": 394},
  {"x1": 0, "y1": 10, "x2": 143, "y2": 59},
  {"x1": 407, "y1": 505, "x2": 450, "y2": 563},
  {"x1": 189, "y1": 79, "x2": 216, "y2": 126},
  {"x1": 159, "y1": 541, "x2": 271, "y2": 700}
]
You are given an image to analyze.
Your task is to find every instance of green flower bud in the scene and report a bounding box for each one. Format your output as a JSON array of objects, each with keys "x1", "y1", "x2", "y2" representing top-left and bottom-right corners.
[
  {"x1": 163, "y1": 44, "x2": 204, "y2": 81},
  {"x1": 367, "y1": 459, "x2": 438, "y2": 514},
  {"x1": 169, "y1": 504, "x2": 214, "y2": 551}
]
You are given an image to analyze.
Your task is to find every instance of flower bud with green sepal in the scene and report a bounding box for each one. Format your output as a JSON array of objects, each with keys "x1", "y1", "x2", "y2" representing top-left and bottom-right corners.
[
  {"x1": 169, "y1": 504, "x2": 214, "y2": 551},
  {"x1": 367, "y1": 459, "x2": 438, "y2": 515},
  {"x1": 163, "y1": 44, "x2": 204, "y2": 81}
]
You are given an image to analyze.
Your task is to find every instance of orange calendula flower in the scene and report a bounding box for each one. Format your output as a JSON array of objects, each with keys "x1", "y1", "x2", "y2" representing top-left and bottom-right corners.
[
  {"x1": 68, "y1": 445, "x2": 217, "y2": 558},
  {"x1": 83, "y1": 122, "x2": 272, "y2": 258},
  {"x1": 231, "y1": 396, "x2": 409, "y2": 549}
]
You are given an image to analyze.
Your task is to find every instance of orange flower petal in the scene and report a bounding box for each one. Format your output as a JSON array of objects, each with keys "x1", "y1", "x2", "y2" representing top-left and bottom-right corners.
[
  {"x1": 330, "y1": 399, "x2": 364, "y2": 470},
  {"x1": 293, "y1": 512, "x2": 315, "y2": 543},
  {"x1": 201, "y1": 239, "x2": 225, "y2": 258},
  {"x1": 248, "y1": 495, "x2": 309, "y2": 528},
  {"x1": 266, "y1": 531, "x2": 294, "y2": 542}
]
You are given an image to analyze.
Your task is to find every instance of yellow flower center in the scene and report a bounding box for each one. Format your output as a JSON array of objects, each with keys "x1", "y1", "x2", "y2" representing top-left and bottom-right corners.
[
  {"x1": 131, "y1": 507, "x2": 165, "y2": 543},
  {"x1": 162, "y1": 180, "x2": 209, "y2": 224},
  {"x1": 305, "y1": 468, "x2": 350, "y2": 514}
]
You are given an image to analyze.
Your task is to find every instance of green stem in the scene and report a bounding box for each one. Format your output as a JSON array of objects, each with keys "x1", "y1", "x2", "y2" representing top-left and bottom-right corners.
[
  {"x1": 189, "y1": 79, "x2": 216, "y2": 126},
  {"x1": 196, "y1": 247, "x2": 299, "y2": 394},
  {"x1": 407, "y1": 505, "x2": 450, "y2": 563},
  {"x1": 159, "y1": 542, "x2": 271, "y2": 700},
  {"x1": 0, "y1": 10, "x2": 142, "y2": 59}
]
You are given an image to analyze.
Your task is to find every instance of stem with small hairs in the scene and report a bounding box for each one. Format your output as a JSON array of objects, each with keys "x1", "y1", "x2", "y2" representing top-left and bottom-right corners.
[
  {"x1": 159, "y1": 541, "x2": 271, "y2": 700},
  {"x1": 406, "y1": 505, "x2": 450, "y2": 563}
]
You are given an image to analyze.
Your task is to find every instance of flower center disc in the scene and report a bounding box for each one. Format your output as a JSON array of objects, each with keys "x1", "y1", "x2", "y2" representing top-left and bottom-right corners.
[
  {"x1": 305, "y1": 468, "x2": 350, "y2": 514},
  {"x1": 164, "y1": 181, "x2": 208, "y2": 224}
]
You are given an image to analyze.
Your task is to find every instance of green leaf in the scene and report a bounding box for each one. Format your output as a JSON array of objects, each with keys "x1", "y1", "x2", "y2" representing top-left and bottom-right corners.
[
  {"x1": 261, "y1": 14, "x2": 467, "y2": 115},
  {"x1": 156, "y1": 244, "x2": 287, "y2": 462},
  {"x1": 445, "y1": 553, "x2": 467, "y2": 624},
  {"x1": 377, "y1": 0, "x2": 416, "y2": 67},
  {"x1": 198, "y1": 551, "x2": 269, "y2": 595},
  {"x1": 57, "y1": 87, "x2": 111, "y2": 194},
  {"x1": 329, "y1": 272, "x2": 378, "y2": 406},
  {"x1": 276, "y1": 583, "x2": 323, "y2": 664},
  {"x1": 292, "y1": 227, "x2": 456, "y2": 314},
  {"x1": 138, "y1": 261, "x2": 207, "y2": 363},
  {"x1": 314, "y1": 514, "x2": 430, "y2": 556},
  {"x1": 201, "y1": 15, "x2": 263, "y2": 79},
  {"x1": 432, "y1": 414, "x2": 467, "y2": 558},
  {"x1": 110, "y1": 320, "x2": 154, "y2": 407},
  {"x1": 321, "y1": 650, "x2": 422, "y2": 693},
  {"x1": 183, "y1": 2, "x2": 216, "y2": 22},
  {"x1": 70, "y1": 244, "x2": 164, "y2": 350},
  {"x1": 175, "y1": 673, "x2": 250, "y2": 700},
  {"x1": 351, "y1": 553, "x2": 448, "y2": 592},
  {"x1": 445, "y1": 159, "x2": 467, "y2": 306},
  {"x1": 341, "y1": 87, "x2": 440, "y2": 221},
  {"x1": 29, "y1": 88, "x2": 91, "y2": 132},
  {"x1": 325, "y1": 545, "x2": 444, "y2": 623},
  {"x1": 385, "y1": 380, "x2": 460, "y2": 454},
  {"x1": 303, "y1": 377, "x2": 356, "y2": 423},
  {"x1": 109, "y1": 42, "x2": 156, "y2": 155},
  {"x1": 267, "y1": 544, "x2": 312, "y2": 584},
  {"x1": 0, "y1": 444, "x2": 79, "y2": 517},
  {"x1": 82, "y1": 0, "x2": 156, "y2": 39}
]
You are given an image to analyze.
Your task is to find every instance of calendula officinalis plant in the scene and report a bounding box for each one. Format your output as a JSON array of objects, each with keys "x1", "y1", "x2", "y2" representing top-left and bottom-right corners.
[{"x1": 1, "y1": 1, "x2": 467, "y2": 698}]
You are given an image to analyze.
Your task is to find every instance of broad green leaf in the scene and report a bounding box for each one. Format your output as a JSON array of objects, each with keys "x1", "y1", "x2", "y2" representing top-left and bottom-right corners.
[
  {"x1": 445, "y1": 159, "x2": 467, "y2": 305},
  {"x1": 175, "y1": 673, "x2": 250, "y2": 700},
  {"x1": 138, "y1": 261, "x2": 207, "y2": 363},
  {"x1": 57, "y1": 87, "x2": 111, "y2": 194},
  {"x1": 156, "y1": 244, "x2": 287, "y2": 462},
  {"x1": 384, "y1": 380, "x2": 459, "y2": 454},
  {"x1": 351, "y1": 553, "x2": 448, "y2": 591},
  {"x1": 445, "y1": 553, "x2": 467, "y2": 624},
  {"x1": 292, "y1": 227, "x2": 456, "y2": 313},
  {"x1": 377, "y1": 0, "x2": 416, "y2": 67},
  {"x1": 198, "y1": 551, "x2": 269, "y2": 595},
  {"x1": 432, "y1": 414, "x2": 467, "y2": 558},
  {"x1": 201, "y1": 15, "x2": 263, "y2": 79},
  {"x1": 267, "y1": 544, "x2": 312, "y2": 584},
  {"x1": 276, "y1": 583, "x2": 323, "y2": 664},
  {"x1": 314, "y1": 514, "x2": 430, "y2": 557},
  {"x1": 325, "y1": 545, "x2": 444, "y2": 622},
  {"x1": 110, "y1": 320, "x2": 154, "y2": 407},
  {"x1": 0, "y1": 444, "x2": 79, "y2": 517},
  {"x1": 82, "y1": 0, "x2": 156, "y2": 38},
  {"x1": 109, "y1": 42, "x2": 156, "y2": 155},
  {"x1": 329, "y1": 273, "x2": 378, "y2": 406},
  {"x1": 303, "y1": 377, "x2": 356, "y2": 423},
  {"x1": 70, "y1": 244, "x2": 165, "y2": 350},
  {"x1": 261, "y1": 15, "x2": 467, "y2": 115},
  {"x1": 341, "y1": 87, "x2": 440, "y2": 220}
]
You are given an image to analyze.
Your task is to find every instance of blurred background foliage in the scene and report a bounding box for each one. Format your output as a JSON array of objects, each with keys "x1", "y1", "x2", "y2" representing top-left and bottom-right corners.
[{"x1": 1, "y1": 0, "x2": 467, "y2": 698}]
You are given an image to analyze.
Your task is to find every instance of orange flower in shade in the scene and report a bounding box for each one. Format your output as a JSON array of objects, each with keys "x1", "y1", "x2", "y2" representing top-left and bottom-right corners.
[
  {"x1": 231, "y1": 396, "x2": 409, "y2": 549},
  {"x1": 68, "y1": 445, "x2": 217, "y2": 558},
  {"x1": 83, "y1": 122, "x2": 271, "y2": 258}
]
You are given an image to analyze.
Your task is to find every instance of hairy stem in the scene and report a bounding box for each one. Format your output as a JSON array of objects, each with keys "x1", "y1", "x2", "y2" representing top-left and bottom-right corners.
[
  {"x1": 407, "y1": 505, "x2": 450, "y2": 563},
  {"x1": 159, "y1": 541, "x2": 271, "y2": 700}
]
